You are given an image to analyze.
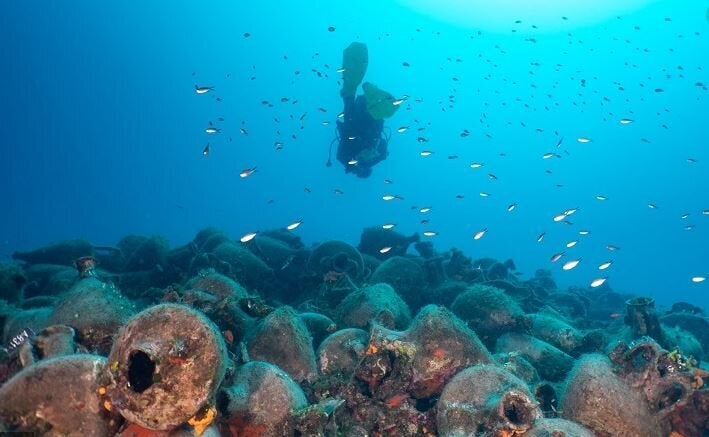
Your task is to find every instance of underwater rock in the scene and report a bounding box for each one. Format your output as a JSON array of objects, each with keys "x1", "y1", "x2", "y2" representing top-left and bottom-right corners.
[
  {"x1": 358, "y1": 305, "x2": 492, "y2": 401},
  {"x1": 357, "y1": 226, "x2": 419, "y2": 260},
  {"x1": 307, "y1": 240, "x2": 366, "y2": 280},
  {"x1": 451, "y1": 284, "x2": 530, "y2": 347},
  {"x1": 370, "y1": 256, "x2": 426, "y2": 309},
  {"x1": 0, "y1": 354, "x2": 119, "y2": 436},
  {"x1": 49, "y1": 277, "x2": 135, "y2": 354},
  {"x1": 317, "y1": 328, "x2": 368, "y2": 376},
  {"x1": 299, "y1": 311, "x2": 337, "y2": 348},
  {"x1": 212, "y1": 241, "x2": 277, "y2": 297},
  {"x1": 217, "y1": 361, "x2": 307, "y2": 437},
  {"x1": 524, "y1": 418, "x2": 594, "y2": 437},
  {"x1": 530, "y1": 313, "x2": 587, "y2": 356},
  {"x1": 22, "y1": 263, "x2": 78, "y2": 298},
  {"x1": 560, "y1": 354, "x2": 663, "y2": 436},
  {"x1": 0, "y1": 261, "x2": 26, "y2": 303},
  {"x1": 245, "y1": 306, "x2": 318, "y2": 382},
  {"x1": 103, "y1": 304, "x2": 228, "y2": 431},
  {"x1": 336, "y1": 283, "x2": 411, "y2": 330},
  {"x1": 495, "y1": 333, "x2": 574, "y2": 382},
  {"x1": 436, "y1": 364, "x2": 541, "y2": 436},
  {"x1": 12, "y1": 239, "x2": 95, "y2": 267}
]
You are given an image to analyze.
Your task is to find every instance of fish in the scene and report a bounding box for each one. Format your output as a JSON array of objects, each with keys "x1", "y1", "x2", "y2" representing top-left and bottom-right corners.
[
  {"x1": 334, "y1": 188, "x2": 344, "y2": 195},
  {"x1": 684, "y1": 225, "x2": 695, "y2": 231},
  {"x1": 648, "y1": 203, "x2": 658, "y2": 209},
  {"x1": 195, "y1": 85, "x2": 214, "y2": 94},
  {"x1": 680, "y1": 213, "x2": 690, "y2": 219},
  {"x1": 595, "y1": 195, "x2": 608, "y2": 201},
  {"x1": 347, "y1": 159, "x2": 358, "y2": 165},
  {"x1": 239, "y1": 167, "x2": 257, "y2": 178},
  {"x1": 379, "y1": 246, "x2": 392, "y2": 254},
  {"x1": 703, "y1": 210, "x2": 709, "y2": 215},
  {"x1": 590, "y1": 277, "x2": 607, "y2": 288},
  {"x1": 286, "y1": 220, "x2": 302, "y2": 230},
  {"x1": 553, "y1": 213, "x2": 567, "y2": 222},
  {"x1": 550, "y1": 252, "x2": 564, "y2": 263},
  {"x1": 577, "y1": 137, "x2": 591, "y2": 143},
  {"x1": 470, "y1": 162, "x2": 484, "y2": 169},
  {"x1": 239, "y1": 127, "x2": 249, "y2": 135},
  {"x1": 579, "y1": 230, "x2": 590, "y2": 235},
  {"x1": 420, "y1": 150, "x2": 434, "y2": 156},
  {"x1": 619, "y1": 118, "x2": 634, "y2": 125},
  {"x1": 537, "y1": 232, "x2": 546, "y2": 242},
  {"x1": 419, "y1": 207, "x2": 432, "y2": 213},
  {"x1": 382, "y1": 195, "x2": 403, "y2": 201},
  {"x1": 479, "y1": 192, "x2": 490, "y2": 197},
  {"x1": 397, "y1": 126, "x2": 409, "y2": 133},
  {"x1": 384, "y1": 179, "x2": 393, "y2": 184},
  {"x1": 609, "y1": 312, "x2": 622, "y2": 319},
  {"x1": 566, "y1": 240, "x2": 578, "y2": 248},
  {"x1": 382, "y1": 223, "x2": 396, "y2": 230},
  {"x1": 423, "y1": 231, "x2": 438, "y2": 237},
  {"x1": 598, "y1": 261, "x2": 613, "y2": 270},
  {"x1": 691, "y1": 276, "x2": 706, "y2": 283},
  {"x1": 205, "y1": 126, "x2": 220, "y2": 134},
  {"x1": 606, "y1": 245, "x2": 620, "y2": 251},
  {"x1": 562, "y1": 259, "x2": 581, "y2": 271},
  {"x1": 564, "y1": 208, "x2": 578, "y2": 216},
  {"x1": 507, "y1": 203, "x2": 517, "y2": 212},
  {"x1": 473, "y1": 228, "x2": 487, "y2": 240},
  {"x1": 392, "y1": 95, "x2": 409, "y2": 106},
  {"x1": 240, "y1": 232, "x2": 257, "y2": 243},
  {"x1": 202, "y1": 143, "x2": 210, "y2": 156},
  {"x1": 542, "y1": 152, "x2": 555, "y2": 159}
]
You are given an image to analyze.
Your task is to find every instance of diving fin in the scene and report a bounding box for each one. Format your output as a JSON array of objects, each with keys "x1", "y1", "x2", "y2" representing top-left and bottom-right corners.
[{"x1": 341, "y1": 42, "x2": 368, "y2": 98}]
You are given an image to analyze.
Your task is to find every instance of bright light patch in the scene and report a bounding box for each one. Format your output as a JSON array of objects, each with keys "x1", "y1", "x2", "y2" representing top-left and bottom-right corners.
[{"x1": 396, "y1": 0, "x2": 659, "y2": 32}]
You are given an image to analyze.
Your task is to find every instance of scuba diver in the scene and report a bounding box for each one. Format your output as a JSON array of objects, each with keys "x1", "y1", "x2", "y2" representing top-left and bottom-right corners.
[{"x1": 326, "y1": 42, "x2": 400, "y2": 178}]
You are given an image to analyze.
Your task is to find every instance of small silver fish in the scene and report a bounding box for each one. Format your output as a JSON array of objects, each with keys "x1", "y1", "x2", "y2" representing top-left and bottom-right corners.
[
  {"x1": 562, "y1": 259, "x2": 581, "y2": 271},
  {"x1": 473, "y1": 228, "x2": 487, "y2": 240},
  {"x1": 550, "y1": 252, "x2": 564, "y2": 263},
  {"x1": 240, "y1": 232, "x2": 257, "y2": 243},
  {"x1": 195, "y1": 85, "x2": 214, "y2": 94}
]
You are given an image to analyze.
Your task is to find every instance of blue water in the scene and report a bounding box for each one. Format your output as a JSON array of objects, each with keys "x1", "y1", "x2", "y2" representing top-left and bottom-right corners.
[{"x1": 1, "y1": 0, "x2": 707, "y2": 310}]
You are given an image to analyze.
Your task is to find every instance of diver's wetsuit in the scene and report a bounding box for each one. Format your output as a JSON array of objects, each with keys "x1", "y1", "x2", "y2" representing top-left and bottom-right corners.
[{"x1": 336, "y1": 95, "x2": 387, "y2": 178}]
